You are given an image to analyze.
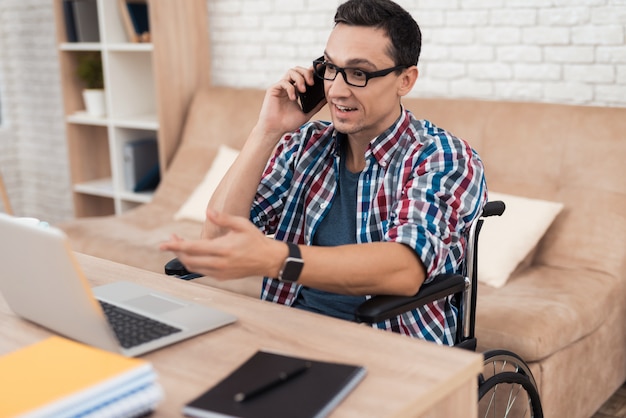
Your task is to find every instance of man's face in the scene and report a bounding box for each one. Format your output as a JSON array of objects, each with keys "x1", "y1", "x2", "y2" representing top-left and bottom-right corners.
[{"x1": 323, "y1": 23, "x2": 407, "y2": 143}]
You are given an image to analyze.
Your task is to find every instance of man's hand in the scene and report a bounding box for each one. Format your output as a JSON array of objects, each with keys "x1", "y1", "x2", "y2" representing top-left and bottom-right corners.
[
  {"x1": 254, "y1": 66, "x2": 327, "y2": 142},
  {"x1": 160, "y1": 210, "x2": 287, "y2": 280}
]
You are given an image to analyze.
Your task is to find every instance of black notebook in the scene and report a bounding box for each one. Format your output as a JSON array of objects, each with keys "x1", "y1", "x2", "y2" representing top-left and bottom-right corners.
[{"x1": 183, "y1": 350, "x2": 367, "y2": 418}]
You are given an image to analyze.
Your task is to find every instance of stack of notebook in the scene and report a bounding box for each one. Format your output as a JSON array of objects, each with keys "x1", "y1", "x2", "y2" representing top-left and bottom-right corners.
[{"x1": 0, "y1": 336, "x2": 163, "y2": 417}]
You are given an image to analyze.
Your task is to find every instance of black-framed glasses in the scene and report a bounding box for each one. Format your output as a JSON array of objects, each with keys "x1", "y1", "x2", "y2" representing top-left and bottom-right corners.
[{"x1": 313, "y1": 56, "x2": 407, "y2": 87}]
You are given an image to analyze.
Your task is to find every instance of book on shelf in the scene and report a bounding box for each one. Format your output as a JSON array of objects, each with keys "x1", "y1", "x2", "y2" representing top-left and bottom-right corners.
[
  {"x1": 183, "y1": 350, "x2": 367, "y2": 418},
  {"x1": 62, "y1": 0, "x2": 78, "y2": 42},
  {"x1": 119, "y1": 0, "x2": 151, "y2": 43},
  {"x1": 0, "y1": 336, "x2": 163, "y2": 418},
  {"x1": 64, "y1": 0, "x2": 100, "y2": 43}
]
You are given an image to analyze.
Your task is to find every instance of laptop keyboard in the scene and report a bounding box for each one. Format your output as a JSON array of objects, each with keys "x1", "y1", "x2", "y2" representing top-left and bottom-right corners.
[{"x1": 99, "y1": 300, "x2": 182, "y2": 349}]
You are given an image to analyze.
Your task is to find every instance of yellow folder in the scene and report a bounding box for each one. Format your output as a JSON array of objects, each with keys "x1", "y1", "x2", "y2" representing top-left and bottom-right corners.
[{"x1": 0, "y1": 336, "x2": 160, "y2": 417}]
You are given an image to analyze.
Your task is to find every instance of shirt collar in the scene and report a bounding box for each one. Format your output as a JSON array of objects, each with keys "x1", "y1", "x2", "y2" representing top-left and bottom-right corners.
[{"x1": 330, "y1": 105, "x2": 411, "y2": 168}]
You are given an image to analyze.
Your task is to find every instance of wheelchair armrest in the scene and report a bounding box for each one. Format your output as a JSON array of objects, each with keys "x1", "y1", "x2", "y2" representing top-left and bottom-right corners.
[
  {"x1": 354, "y1": 274, "x2": 467, "y2": 324},
  {"x1": 164, "y1": 257, "x2": 203, "y2": 280},
  {"x1": 483, "y1": 200, "x2": 505, "y2": 217}
]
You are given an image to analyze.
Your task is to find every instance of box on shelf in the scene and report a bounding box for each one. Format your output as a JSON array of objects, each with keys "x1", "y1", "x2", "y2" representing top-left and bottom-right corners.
[{"x1": 123, "y1": 138, "x2": 160, "y2": 192}]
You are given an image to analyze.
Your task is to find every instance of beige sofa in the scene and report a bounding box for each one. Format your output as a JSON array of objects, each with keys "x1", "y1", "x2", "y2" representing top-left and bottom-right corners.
[{"x1": 59, "y1": 86, "x2": 626, "y2": 418}]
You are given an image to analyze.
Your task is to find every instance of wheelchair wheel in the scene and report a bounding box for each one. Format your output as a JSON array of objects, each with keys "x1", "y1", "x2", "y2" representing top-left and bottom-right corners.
[
  {"x1": 481, "y1": 349, "x2": 538, "y2": 389},
  {"x1": 478, "y1": 371, "x2": 543, "y2": 418}
]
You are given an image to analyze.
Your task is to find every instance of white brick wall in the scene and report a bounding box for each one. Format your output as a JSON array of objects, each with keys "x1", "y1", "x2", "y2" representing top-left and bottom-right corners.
[
  {"x1": 209, "y1": 0, "x2": 626, "y2": 106},
  {"x1": 0, "y1": 0, "x2": 624, "y2": 221},
  {"x1": 0, "y1": 0, "x2": 72, "y2": 223}
]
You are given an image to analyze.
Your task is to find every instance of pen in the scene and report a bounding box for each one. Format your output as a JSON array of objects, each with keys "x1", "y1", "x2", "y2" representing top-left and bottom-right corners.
[{"x1": 233, "y1": 361, "x2": 312, "y2": 402}]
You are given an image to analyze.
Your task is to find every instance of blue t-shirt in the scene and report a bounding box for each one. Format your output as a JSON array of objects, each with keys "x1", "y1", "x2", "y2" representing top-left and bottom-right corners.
[{"x1": 293, "y1": 145, "x2": 367, "y2": 320}]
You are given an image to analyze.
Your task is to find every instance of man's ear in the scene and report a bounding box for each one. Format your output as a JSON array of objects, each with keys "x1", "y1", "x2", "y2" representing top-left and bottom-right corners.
[{"x1": 398, "y1": 66, "x2": 418, "y2": 97}]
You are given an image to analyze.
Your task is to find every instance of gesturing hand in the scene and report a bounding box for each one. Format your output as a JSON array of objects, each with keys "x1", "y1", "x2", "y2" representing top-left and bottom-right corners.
[{"x1": 160, "y1": 210, "x2": 287, "y2": 280}]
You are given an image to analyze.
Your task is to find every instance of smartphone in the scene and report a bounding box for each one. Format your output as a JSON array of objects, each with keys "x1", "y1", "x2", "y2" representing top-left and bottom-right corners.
[{"x1": 298, "y1": 75, "x2": 325, "y2": 113}]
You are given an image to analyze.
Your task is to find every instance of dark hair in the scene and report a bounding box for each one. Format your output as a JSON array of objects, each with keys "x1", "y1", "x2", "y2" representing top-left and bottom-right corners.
[{"x1": 334, "y1": 0, "x2": 421, "y2": 67}]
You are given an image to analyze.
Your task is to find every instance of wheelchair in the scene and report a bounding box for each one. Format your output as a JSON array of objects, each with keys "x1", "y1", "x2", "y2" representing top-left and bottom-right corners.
[{"x1": 165, "y1": 201, "x2": 543, "y2": 418}]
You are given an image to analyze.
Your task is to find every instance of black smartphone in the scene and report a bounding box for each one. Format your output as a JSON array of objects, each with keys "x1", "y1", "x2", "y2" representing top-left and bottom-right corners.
[{"x1": 298, "y1": 75, "x2": 325, "y2": 113}]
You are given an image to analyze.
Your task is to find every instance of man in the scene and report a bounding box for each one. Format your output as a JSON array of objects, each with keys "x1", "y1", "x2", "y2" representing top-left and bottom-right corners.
[{"x1": 160, "y1": 0, "x2": 486, "y2": 345}]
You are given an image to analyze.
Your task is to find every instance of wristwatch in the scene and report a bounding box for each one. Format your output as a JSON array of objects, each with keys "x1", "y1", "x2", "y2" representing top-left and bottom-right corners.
[{"x1": 278, "y1": 242, "x2": 304, "y2": 283}]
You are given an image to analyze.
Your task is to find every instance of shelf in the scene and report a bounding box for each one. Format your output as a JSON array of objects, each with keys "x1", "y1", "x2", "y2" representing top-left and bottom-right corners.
[
  {"x1": 60, "y1": 43, "x2": 153, "y2": 52},
  {"x1": 73, "y1": 178, "x2": 115, "y2": 198},
  {"x1": 66, "y1": 112, "x2": 159, "y2": 130},
  {"x1": 67, "y1": 112, "x2": 108, "y2": 126},
  {"x1": 119, "y1": 190, "x2": 154, "y2": 204},
  {"x1": 106, "y1": 43, "x2": 153, "y2": 52},
  {"x1": 60, "y1": 42, "x2": 102, "y2": 51},
  {"x1": 54, "y1": 0, "x2": 210, "y2": 217},
  {"x1": 111, "y1": 114, "x2": 158, "y2": 130}
]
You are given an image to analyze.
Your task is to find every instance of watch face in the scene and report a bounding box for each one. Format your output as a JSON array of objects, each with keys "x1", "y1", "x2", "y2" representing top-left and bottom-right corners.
[{"x1": 281, "y1": 257, "x2": 304, "y2": 282}]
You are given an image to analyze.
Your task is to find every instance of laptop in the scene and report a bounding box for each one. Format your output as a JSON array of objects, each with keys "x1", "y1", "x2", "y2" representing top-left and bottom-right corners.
[{"x1": 0, "y1": 213, "x2": 237, "y2": 357}]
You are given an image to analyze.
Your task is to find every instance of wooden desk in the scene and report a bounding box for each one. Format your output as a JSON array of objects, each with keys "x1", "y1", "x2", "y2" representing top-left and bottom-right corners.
[{"x1": 0, "y1": 254, "x2": 481, "y2": 418}]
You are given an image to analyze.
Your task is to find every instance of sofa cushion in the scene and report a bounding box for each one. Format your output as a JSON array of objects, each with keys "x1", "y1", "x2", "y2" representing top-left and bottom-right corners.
[
  {"x1": 479, "y1": 191, "x2": 563, "y2": 288},
  {"x1": 174, "y1": 145, "x2": 240, "y2": 223}
]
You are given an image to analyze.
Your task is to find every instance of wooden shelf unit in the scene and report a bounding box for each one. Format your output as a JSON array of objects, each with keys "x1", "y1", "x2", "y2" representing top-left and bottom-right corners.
[{"x1": 53, "y1": 0, "x2": 210, "y2": 217}]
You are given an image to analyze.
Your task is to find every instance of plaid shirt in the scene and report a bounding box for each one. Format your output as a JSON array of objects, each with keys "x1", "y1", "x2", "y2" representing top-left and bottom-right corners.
[{"x1": 251, "y1": 107, "x2": 486, "y2": 345}]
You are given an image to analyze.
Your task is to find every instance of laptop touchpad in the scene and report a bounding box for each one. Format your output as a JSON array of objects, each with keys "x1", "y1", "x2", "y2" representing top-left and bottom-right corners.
[{"x1": 125, "y1": 294, "x2": 185, "y2": 314}]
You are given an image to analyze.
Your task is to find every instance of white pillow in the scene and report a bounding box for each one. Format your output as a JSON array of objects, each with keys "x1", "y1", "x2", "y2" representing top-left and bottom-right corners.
[
  {"x1": 174, "y1": 145, "x2": 240, "y2": 223},
  {"x1": 478, "y1": 191, "x2": 564, "y2": 288}
]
